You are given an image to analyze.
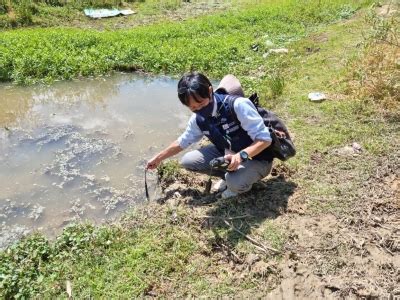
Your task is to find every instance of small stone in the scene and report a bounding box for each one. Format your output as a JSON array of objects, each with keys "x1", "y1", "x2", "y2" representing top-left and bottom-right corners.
[
  {"x1": 245, "y1": 253, "x2": 261, "y2": 266},
  {"x1": 171, "y1": 210, "x2": 178, "y2": 223},
  {"x1": 334, "y1": 143, "x2": 364, "y2": 157},
  {"x1": 173, "y1": 191, "x2": 181, "y2": 199},
  {"x1": 336, "y1": 146, "x2": 355, "y2": 156},
  {"x1": 352, "y1": 142, "x2": 362, "y2": 153}
]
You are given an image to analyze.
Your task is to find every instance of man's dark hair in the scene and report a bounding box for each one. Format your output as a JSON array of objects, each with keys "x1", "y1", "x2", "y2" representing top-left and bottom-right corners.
[{"x1": 177, "y1": 72, "x2": 212, "y2": 106}]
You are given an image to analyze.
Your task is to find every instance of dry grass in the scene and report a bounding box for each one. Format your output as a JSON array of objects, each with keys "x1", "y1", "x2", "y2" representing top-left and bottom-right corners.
[
  {"x1": 350, "y1": 43, "x2": 400, "y2": 110},
  {"x1": 347, "y1": 8, "x2": 400, "y2": 112}
]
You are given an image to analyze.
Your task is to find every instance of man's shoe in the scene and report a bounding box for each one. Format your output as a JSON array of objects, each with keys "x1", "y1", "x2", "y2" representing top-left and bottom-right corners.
[
  {"x1": 211, "y1": 179, "x2": 227, "y2": 193},
  {"x1": 221, "y1": 188, "x2": 238, "y2": 199}
]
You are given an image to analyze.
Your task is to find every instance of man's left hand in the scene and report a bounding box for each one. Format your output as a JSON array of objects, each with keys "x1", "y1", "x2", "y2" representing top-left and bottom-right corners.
[{"x1": 224, "y1": 153, "x2": 242, "y2": 171}]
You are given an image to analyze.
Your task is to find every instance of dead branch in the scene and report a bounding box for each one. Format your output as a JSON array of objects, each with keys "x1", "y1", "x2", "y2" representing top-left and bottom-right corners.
[
  {"x1": 223, "y1": 220, "x2": 280, "y2": 254},
  {"x1": 198, "y1": 214, "x2": 253, "y2": 220}
]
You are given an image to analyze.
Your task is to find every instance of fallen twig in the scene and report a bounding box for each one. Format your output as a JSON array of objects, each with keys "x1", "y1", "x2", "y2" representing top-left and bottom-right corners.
[
  {"x1": 375, "y1": 223, "x2": 395, "y2": 231},
  {"x1": 211, "y1": 228, "x2": 243, "y2": 263},
  {"x1": 198, "y1": 214, "x2": 252, "y2": 220},
  {"x1": 223, "y1": 220, "x2": 280, "y2": 254}
]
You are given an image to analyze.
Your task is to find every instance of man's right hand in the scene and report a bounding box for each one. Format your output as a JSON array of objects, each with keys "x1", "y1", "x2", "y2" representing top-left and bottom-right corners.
[
  {"x1": 146, "y1": 156, "x2": 161, "y2": 170},
  {"x1": 145, "y1": 140, "x2": 183, "y2": 170}
]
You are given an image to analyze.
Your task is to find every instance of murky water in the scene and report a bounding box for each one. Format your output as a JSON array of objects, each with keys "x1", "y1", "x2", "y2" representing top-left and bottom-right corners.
[{"x1": 0, "y1": 74, "x2": 191, "y2": 248}]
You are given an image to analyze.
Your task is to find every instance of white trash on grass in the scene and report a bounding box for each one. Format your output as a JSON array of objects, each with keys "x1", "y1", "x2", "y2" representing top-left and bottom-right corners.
[
  {"x1": 84, "y1": 8, "x2": 135, "y2": 19},
  {"x1": 308, "y1": 92, "x2": 326, "y2": 102}
]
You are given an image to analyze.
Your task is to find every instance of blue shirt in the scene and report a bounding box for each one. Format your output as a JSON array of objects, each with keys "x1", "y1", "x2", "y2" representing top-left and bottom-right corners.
[{"x1": 177, "y1": 95, "x2": 271, "y2": 149}]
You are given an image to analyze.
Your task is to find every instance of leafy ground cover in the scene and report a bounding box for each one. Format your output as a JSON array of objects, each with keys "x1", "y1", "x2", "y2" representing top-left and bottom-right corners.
[
  {"x1": 1, "y1": 1, "x2": 399, "y2": 298},
  {"x1": 0, "y1": 0, "x2": 370, "y2": 84},
  {"x1": 0, "y1": 0, "x2": 198, "y2": 28}
]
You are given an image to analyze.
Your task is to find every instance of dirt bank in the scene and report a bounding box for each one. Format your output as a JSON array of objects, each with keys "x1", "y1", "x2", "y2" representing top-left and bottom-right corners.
[{"x1": 152, "y1": 141, "x2": 399, "y2": 298}]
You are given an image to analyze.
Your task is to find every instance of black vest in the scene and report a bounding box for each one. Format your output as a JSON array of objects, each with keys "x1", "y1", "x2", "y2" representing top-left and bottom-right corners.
[{"x1": 195, "y1": 93, "x2": 274, "y2": 162}]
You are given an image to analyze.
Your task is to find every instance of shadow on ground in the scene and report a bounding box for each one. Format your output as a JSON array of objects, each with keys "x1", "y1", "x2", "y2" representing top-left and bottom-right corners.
[
  {"x1": 158, "y1": 174, "x2": 297, "y2": 253},
  {"x1": 201, "y1": 176, "x2": 297, "y2": 251}
]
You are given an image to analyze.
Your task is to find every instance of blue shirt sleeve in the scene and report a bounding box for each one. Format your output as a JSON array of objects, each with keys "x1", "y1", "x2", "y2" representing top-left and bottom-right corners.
[
  {"x1": 177, "y1": 114, "x2": 204, "y2": 149},
  {"x1": 233, "y1": 97, "x2": 272, "y2": 142}
]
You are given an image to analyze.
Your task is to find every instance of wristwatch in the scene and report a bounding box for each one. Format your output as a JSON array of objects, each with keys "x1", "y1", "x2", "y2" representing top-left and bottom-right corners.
[{"x1": 239, "y1": 150, "x2": 251, "y2": 162}]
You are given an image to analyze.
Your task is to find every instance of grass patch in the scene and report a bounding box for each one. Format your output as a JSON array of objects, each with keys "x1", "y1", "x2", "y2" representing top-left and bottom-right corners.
[
  {"x1": 252, "y1": 2, "x2": 399, "y2": 215},
  {"x1": 0, "y1": 0, "x2": 372, "y2": 84},
  {"x1": 1, "y1": 215, "x2": 198, "y2": 298},
  {"x1": 0, "y1": 0, "x2": 142, "y2": 28}
]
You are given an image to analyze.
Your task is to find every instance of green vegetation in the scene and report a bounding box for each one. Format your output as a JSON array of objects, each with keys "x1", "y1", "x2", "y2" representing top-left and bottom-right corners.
[
  {"x1": 0, "y1": 0, "x2": 371, "y2": 84},
  {"x1": 0, "y1": 0, "x2": 232, "y2": 29},
  {"x1": 0, "y1": 0, "x2": 142, "y2": 28},
  {"x1": 1, "y1": 0, "x2": 399, "y2": 298},
  {"x1": 2, "y1": 0, "x2": 277, "y2": 29},
  {"x1": 157, "y1": 160, "x2": 182, "y2": 185},
  {"x1": 0, "y1": 220, "x2": 198, "y2": 298}
]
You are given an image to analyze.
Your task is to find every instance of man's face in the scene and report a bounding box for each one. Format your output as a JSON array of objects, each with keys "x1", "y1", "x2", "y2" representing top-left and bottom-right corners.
[
  {"x1": 186, "y1": 85, "x2": 213, "y2": 112},
  {"x1": 187, "y1": 95, "x2": 210, "y2": 112}
]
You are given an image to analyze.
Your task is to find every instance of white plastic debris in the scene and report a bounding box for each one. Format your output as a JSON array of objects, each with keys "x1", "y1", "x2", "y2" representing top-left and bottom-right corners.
[
  {"x1": 84, "y1": 8, "x2": 135, "y2": 19},
  {"x1": 66, "y1": 280, "x2": 72, "y2": 298},
  {"x1": 268, "y1": 48, "x2": 289, "y2": 54},
  {"x1": 308, "y1": 92, "x2": 326, "y2": 102}
]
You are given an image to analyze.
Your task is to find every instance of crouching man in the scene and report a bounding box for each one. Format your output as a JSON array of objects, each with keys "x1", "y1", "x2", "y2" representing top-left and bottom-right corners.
[{"x1": 146, "y1": 72, "x2": 273, "y2": 198}]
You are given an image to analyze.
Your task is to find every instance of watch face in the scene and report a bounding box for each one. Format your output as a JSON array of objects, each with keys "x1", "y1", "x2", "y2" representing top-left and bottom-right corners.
[{"x1": 240, "y1": 151, "x2": 248, "y2": 161}]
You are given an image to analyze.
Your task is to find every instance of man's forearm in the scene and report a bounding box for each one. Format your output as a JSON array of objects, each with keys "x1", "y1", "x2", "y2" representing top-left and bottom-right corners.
[
  {"x1": 243, "y1": 140, "x2": 271, "y2": 158},
  {"x1": 155, "y1": 140, "x2": 183, "y2": 161},
  {"x1": 147, "y1": 140, "x2": 184, "y2": 169}
]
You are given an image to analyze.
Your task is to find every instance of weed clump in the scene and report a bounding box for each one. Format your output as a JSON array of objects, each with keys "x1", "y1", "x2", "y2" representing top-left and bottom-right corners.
[
  {"x1": 157, "y1": 160, "x2": 182, "y2": 186},
  {"x1": 347, "y1": 7, "x2": 400, "y2": 112},
  {"x1": 267, "y1": 71, "x2": 285, "y2": 99}
]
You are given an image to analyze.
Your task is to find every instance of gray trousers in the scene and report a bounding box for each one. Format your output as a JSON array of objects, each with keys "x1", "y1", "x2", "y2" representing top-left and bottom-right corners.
[{"x1": 180, "y1": 144, "x2": 273, "y2": 194}]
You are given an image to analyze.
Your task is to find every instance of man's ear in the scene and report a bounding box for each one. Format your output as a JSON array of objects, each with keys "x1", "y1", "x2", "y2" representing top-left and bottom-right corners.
[{"x1": 209, "y1": 85, "x2": 213, "y2": 98}]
